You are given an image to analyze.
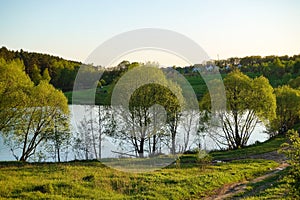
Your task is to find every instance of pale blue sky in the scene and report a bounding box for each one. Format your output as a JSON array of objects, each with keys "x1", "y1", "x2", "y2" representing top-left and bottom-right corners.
[{"x1": 0, "y1": 0, "x2": 299, "y2": 65}]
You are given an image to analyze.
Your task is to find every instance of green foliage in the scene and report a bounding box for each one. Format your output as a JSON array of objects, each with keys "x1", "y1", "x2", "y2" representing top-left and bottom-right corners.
[
  {"x1": 200, "y1": 70, "x2": 276, "y2": 149},
  {"x1": 0, "y1": 58, "x2": 33, "y2": 132},
  {"x1": 271, "y1": 85, "x2": 300, "y2": 134},
  {"x1": 110, "y1": 64, "x2": 183, "y2": 157},
  {"x1": 10, "y1": 81, "x2": 69, "y2": 161},
  {"x1": 0, "y1": 58, "x2": 70, "y2": 161},
  {"x1": 0, "y1": 47, "x2": 81, "y2": 91},
  {"x1": 31, "y1": 64, "x2": 42, "y2": 85},
  {"x1": 280, "y1": 129, "x2": 300, "y2": 197},
  {"x1": 288, "y1": 75, "x2": 300, "y2": 89},
  {"x1": 42, "y1": 68, "x2": 51, "y2": 82},
  {"x1": 224, "y1": 70, "x2": 276, "y2": 122}
]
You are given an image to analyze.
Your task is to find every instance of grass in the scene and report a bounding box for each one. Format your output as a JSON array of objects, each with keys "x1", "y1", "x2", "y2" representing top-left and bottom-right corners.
[
  {"x1": 64, "y1": 73, "x2": 222, "y2": 105},
  {"x1": 210, "y1": 134, "x2": 287, "y2": 160},
  {"x1": 64, "y1": 84, "x2": 113, "y2": 105},
  {"x1": 241, "y1": 167, "x2": 291, "y2": 200},
  {"x1": 0, "y1": 133, "x2": 289, "y2": 199},
  {"x1": 0, "y1": 159, "x2": 278, "y2": 199}
]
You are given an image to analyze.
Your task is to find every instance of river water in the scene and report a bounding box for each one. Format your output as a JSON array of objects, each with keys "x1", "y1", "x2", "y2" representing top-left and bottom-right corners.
[{"x1": 0, "y1": 105, "x2": 270, "y2": 161}]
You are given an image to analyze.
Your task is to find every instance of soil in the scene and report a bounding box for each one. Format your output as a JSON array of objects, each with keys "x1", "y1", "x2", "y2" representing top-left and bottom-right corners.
[{"x1": 205, "y1": 151, "x2": 289, "y2": 199}]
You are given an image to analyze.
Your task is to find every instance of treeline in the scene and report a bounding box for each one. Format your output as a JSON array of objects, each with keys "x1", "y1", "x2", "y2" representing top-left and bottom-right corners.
[
  {"x1": 177, "y1": 54, "x2": 300, "y2": 87},
  {"x1": 0, "y1": 47, "x2": 138, "y2": 92},
  {"x1": 2, "y1": 46, "x2": 300, "y2": 92}
]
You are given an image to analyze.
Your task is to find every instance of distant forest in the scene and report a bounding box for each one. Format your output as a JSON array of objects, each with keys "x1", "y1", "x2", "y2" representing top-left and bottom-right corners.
[{"x1": 1, "y1": 46, "x2": 300, "y2": 91}]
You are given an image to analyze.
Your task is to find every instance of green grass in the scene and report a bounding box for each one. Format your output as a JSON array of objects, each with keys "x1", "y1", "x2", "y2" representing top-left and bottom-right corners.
[
  {"x1": 210, "y1": 134, "x2": 287, "y2": 160},
  {"x1": 0, "y1": 159, "x2": 278, "y2": 199},
  {"x1": 65, "y1": 84, "x2": 113, "y2": 105},
  {"x1": 64, "y1": 74, "x2": 224, "y2": 105},
  {"x1": 241, "y1": 167, "x2": 291, "y2": 200}
]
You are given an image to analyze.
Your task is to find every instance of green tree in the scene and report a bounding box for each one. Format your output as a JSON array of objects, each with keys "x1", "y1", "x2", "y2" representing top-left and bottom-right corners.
[
  {"x1": 288, "y1": 76, "x2": 300, "y2": 89},
  {"x1": 42, "y1": 68, "x2": 51, "y2": 82},
  {"x1": 128, "y1": 83, "x2": 181, "y2": 157},
  {"x1": 45, "y1": 114, "x2": 70, "y2": 162},
  {"x1": 200, "y1": 70, "x2": 276, "y2": 149},
  {"x1": 271, "y1": 85, "x2": 300, "y2": 134},
  {"x1": 0, "y1": 58, "x2": 33, "y2": 132},
  {"x1": 31, "y1": 64, "x2": 42, "y2": 85},
  {"x1": 4, "y1": 81, "x2": 69, "y2": 161},
  {"x1": 111, "y1": 64, "x2": 183, "y2": 157},
  {"x1": 280, "y1": 129, "x2": 300, "y2": 197}
]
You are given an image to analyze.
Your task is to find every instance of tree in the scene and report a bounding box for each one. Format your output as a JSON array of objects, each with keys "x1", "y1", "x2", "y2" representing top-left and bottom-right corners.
[
  {"x1": 128, "y1": 83, "x2": 181, "y2": 157},
  {"x1": 180, "y1": 110, "x2": 199, "y2": 152},
  {"x1": 200, "y1": 70, "x2": 276, "y2": 149},
  {"x1": 42, "y1": 68, "x2": 51, "y2": 82},
  {"x1": 271, "y1": 85, "x2": 300, "y2": 134},
  {"x1": 3, "y1": 81, "x2": 69, "y2": 161},
  {"x1": 76, "y1": 115, "x2": 92, "y2": 160},
  {"x1": 280, "y1": 129, "x2": 300, "y2": 197},
  {"x1": 111, "y1": 64, "x2": 183, "y2": 157},
  {"x1": 0, "y1": 58, "x2": 33, "y2": 132},
  {"x1": 45, "y1": 114, "x2": 70, "y2": 162},
  {"x1": 288, "y1": 76, "x2": 300, "y2": 89},
  {"x1": 74, "y1": 105, "x2": 114, "y2": 160},
  {"x1": 31, "y1": 64, "x2": 42, "y2": 85}
]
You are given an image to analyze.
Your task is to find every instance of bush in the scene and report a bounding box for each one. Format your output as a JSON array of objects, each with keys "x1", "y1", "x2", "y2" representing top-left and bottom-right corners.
[
  {"x1": 197, "y1": 150, "x2": 212, "y2": 168},
  {"x1": 280, "y1": 129, "x2": 300, "y2": 197}
]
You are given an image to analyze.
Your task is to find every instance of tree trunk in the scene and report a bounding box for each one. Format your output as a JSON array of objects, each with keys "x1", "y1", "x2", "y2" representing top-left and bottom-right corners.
[
  {"x1": 90, "y1": 107, "x2": 98, "y2": 159},
  {"x1": 98, "y1": 105, "x2": 102, "y2": 159},
  {"x1": 138, "y1": 138, "x2": 145, "y2": 158},
  {"x1": 234, "y1": 111, "x2": 241, "y2": 149},
  {"x1": 152, "y1": 134, "x2": 156, "y2": 155},
  {"x1": 57, "y1": 147, "x2": 61, "y2": 162},
  {"x1": 171, "y1": 133, "x2": 176, "y2": 154}
]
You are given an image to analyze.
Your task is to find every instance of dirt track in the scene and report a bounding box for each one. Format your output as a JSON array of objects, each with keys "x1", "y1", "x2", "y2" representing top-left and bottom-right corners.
[{"x1": 205, "y1": 151, "x2": 288, "y2": 199}]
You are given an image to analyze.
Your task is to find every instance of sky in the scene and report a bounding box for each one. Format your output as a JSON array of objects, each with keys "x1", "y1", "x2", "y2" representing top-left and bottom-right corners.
[{"x1": 0, "y1": 0, "x2": 300, "y2": 66}]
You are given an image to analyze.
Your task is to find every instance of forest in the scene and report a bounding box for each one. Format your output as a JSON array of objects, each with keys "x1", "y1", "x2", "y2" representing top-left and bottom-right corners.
[{"x1": 1, "y1": 47, "x2": 300, "y2": 198}]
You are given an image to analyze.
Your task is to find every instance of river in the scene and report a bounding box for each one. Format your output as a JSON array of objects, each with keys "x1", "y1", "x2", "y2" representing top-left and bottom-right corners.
[{"x1": 0, "y1": 105, "x2": 270, "y2": 161}]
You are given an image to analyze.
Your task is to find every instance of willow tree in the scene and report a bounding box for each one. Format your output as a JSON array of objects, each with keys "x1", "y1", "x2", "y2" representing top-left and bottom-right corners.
[
  {"x1": 0, "y1": 58, "x2": 33, "y2": 132},
  {"x1": 200, "y1": 70, "x2": 276, "y2": 149},
  {"x1": 271, "y1": 85, "x2": 300, "y2": 134},
  {"x1": 111, "y1": 63, "x2": 183, "y2": 158},
  {"x1": 128, "y1": 83, "x2": 181, "y2": 157},
  {"x1": 5, "y1": 81, "x2": 69, "y2": 161}
]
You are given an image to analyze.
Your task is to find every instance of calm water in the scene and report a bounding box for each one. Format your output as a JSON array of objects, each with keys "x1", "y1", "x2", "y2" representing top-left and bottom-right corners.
[{"x1": 0, "y1": 105, "x2": 269, "y2": 161}]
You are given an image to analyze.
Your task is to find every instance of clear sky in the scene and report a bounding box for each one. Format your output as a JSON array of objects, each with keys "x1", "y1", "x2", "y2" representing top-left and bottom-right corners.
[{"x1": 0, "y1": 0, "x2": 299, "y2": 66}]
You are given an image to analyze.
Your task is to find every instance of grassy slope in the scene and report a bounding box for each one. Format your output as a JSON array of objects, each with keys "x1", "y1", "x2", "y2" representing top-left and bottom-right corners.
[
  {"x1": 0, "y1": 133, "x2": 288, "y2": 199},
  {"x1": 240, "y1": 167, "x2": 290, "y2": 200},
  {"x1": 0, "y1": 160, "x2": 278, "y2": 199},
  {"x1": 210, "y1": 134, "x2": 286, "y2": 160}
]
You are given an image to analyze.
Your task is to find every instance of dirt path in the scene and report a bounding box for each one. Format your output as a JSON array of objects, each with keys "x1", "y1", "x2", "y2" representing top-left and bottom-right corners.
[
  {"x1": 205, "y1": 162, "x2": 288, "y2": 200},
  {"x1": 205, "y1": 151, "x2": 288, "y2": 200}
]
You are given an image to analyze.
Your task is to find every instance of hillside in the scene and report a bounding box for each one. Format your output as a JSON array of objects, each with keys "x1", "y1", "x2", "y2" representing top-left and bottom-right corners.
[
  {"x1": 0, "y1": 135, "x2": 289, "y2": 199},
  {"x1": 1, "y1": 47, "x2": 300, "y2": 105}
]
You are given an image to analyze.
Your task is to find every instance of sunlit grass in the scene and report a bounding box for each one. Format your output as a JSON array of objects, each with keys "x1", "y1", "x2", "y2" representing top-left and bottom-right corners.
[
  {"x1": 210, "y1": 134, "x2": 287, "y2": 160},
  {"x1": 0, "y1": 159, "x2": 278, "y2": 199}
]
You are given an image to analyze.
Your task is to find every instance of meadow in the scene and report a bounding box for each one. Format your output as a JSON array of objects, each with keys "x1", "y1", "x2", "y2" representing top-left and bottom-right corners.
[
  {"x1": 0, "y1": 135, "x2": 288, "y2": 200},
  {"x1": 0, "y1": 159, "x2": 278, "y2": 199}
]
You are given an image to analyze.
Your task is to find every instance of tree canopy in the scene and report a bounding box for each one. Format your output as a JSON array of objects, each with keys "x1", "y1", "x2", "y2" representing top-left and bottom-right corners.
[
  {"x1": 0, "y1": 58, "x2": 33, "y2": 132},
  {"x1": 271, "y1": 85, "x2": 300, "y2": 134},
  {"x1": 200, "y1": 70, "x2": 276, "y2": 149},
  {"x1": 0, "y1": 59, "x2": 70, "y2": 161}
]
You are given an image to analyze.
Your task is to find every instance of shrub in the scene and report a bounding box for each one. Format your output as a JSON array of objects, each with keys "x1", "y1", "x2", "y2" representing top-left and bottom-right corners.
[{"x1": 280, "y1": 129, "x2": 300, "y2": 197}]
